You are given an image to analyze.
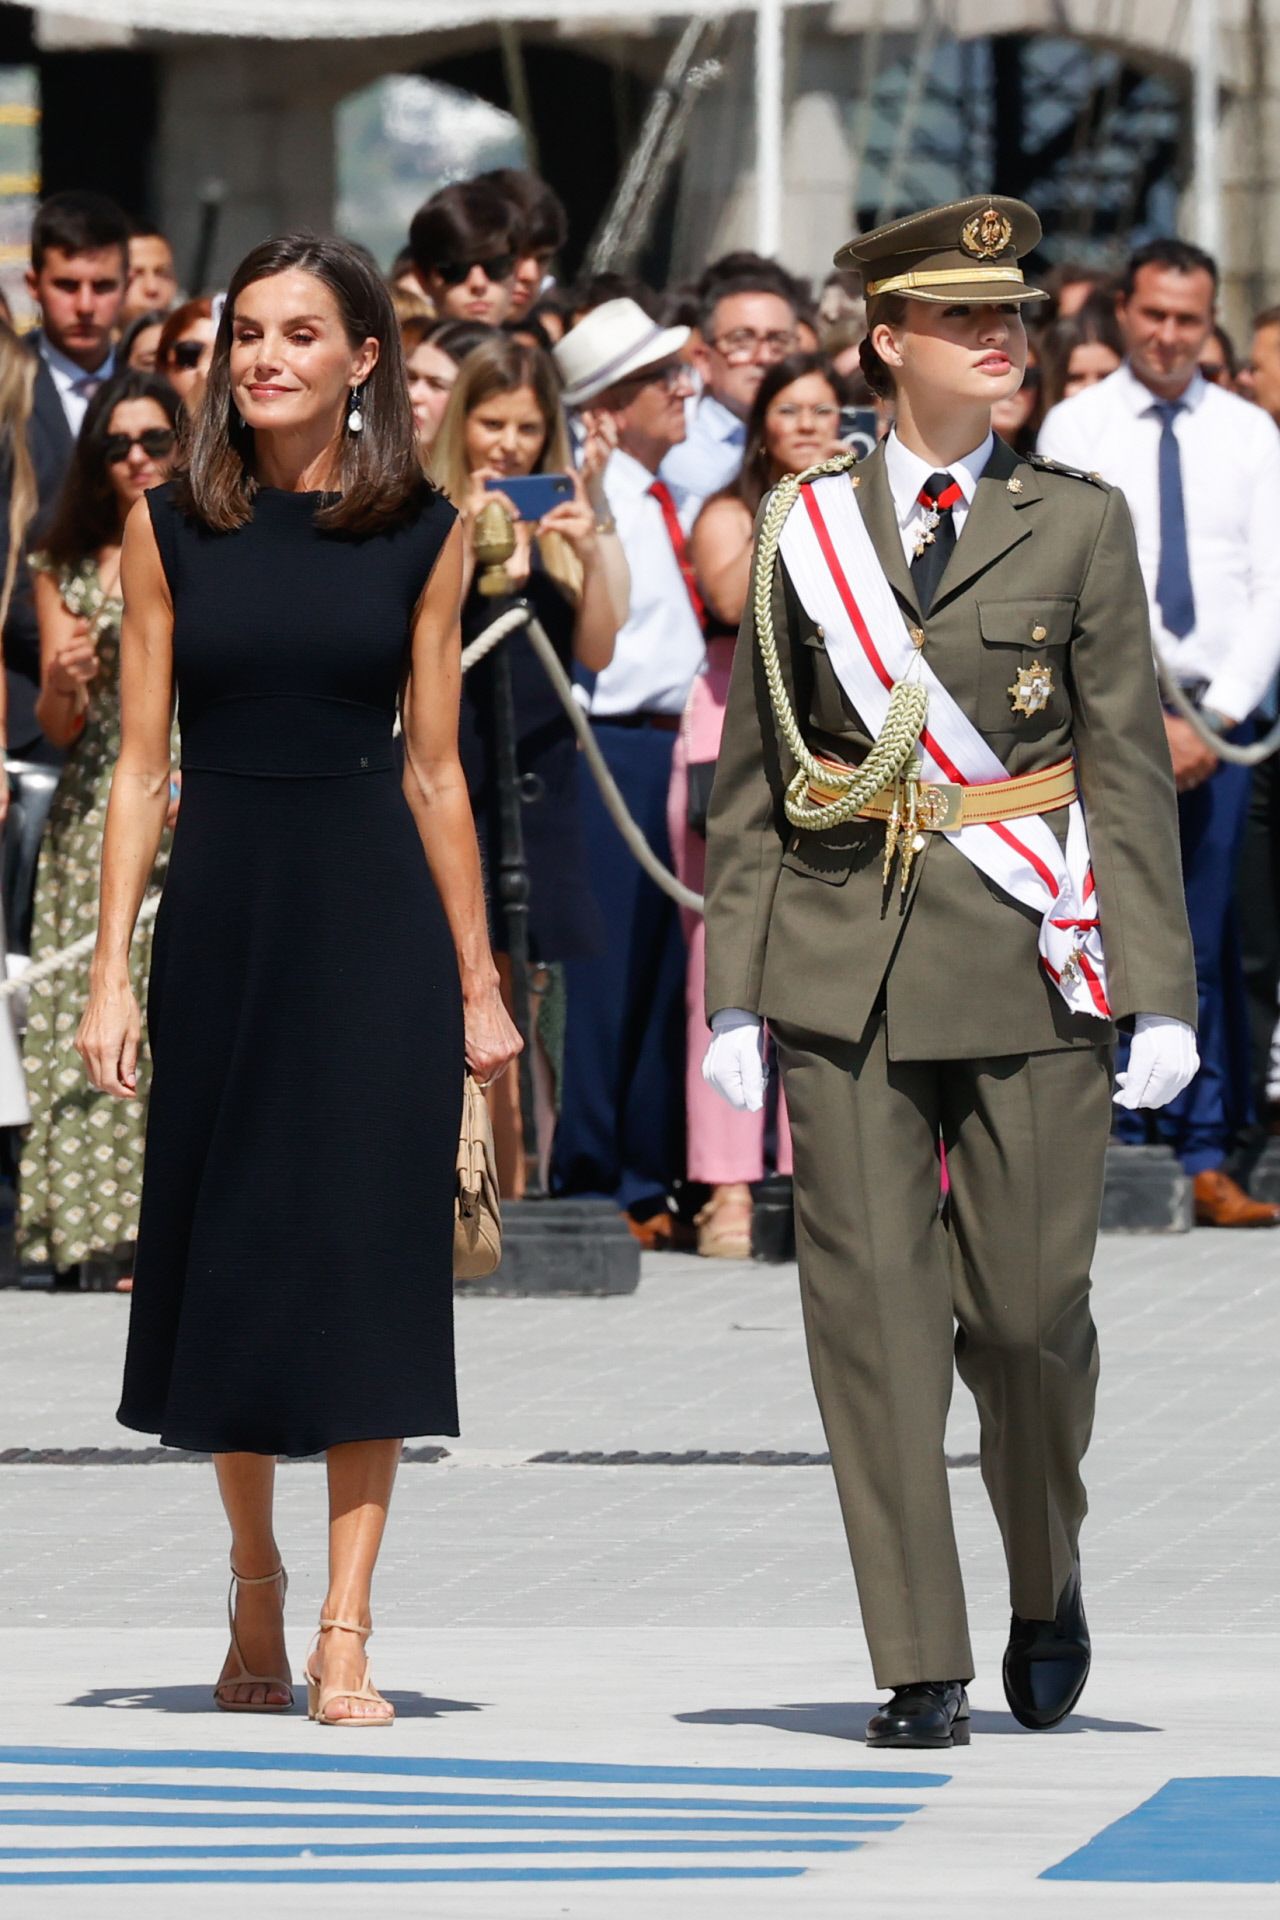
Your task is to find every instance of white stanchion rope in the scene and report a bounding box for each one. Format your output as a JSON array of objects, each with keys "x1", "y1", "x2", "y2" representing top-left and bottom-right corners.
[{"x1": 0, "y1": 602, "x2": 705, "y2": 1003}]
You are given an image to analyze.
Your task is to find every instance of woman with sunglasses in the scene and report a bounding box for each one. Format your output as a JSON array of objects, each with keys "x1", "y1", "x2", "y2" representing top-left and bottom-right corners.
[
  {"x1": 156, "y1": 298, "x2": 215, "y2": 409},
  {"x1": 18, "y1": 371, "x2": 180, "y2": 1286}
]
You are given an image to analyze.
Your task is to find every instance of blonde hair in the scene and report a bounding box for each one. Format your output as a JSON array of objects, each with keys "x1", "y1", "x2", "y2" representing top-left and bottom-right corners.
[
  {"x1": 0, "y1": 325, "x2": 35, "y2": 632},
  {"x1": 432, "y1": 336, "x2": 583, "y2": 605}
]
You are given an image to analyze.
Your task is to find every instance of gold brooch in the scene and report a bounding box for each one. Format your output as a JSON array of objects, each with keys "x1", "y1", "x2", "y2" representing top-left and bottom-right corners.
[
  {"x1": 1009, "y1": 660, "x2": 1054, "y2": 717},
  {"x1": 961, "y1": 206, "x2": 1013, "y2": 260}
]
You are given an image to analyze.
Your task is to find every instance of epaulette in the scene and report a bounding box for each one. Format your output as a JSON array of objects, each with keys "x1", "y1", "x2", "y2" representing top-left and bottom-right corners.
[{"x1": 1025, "y1": 453, "x2": 1110, "y2": 489}]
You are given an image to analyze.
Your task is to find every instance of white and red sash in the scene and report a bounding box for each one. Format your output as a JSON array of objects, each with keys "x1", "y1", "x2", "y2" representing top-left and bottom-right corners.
[{"x1": 777, "y1": 470, "x2": 1110, "y2": 1022}]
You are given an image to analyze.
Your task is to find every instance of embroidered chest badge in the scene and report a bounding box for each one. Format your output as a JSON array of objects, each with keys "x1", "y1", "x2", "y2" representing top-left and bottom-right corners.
[{"x1": 1009, "y1": 659, "x2": 1054, "y2": 717}]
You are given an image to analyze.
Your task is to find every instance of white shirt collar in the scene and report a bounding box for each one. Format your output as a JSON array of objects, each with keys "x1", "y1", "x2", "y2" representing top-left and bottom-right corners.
[
  {"x1": 883, "y1": 427, "x2": 995, "y2": 528},
  {"x1": 39, "y1": 334, "x2": 114, "y2": 393},
  {"x1": 607, "y1": 447, "x2": 662, "y2": 498},
  {"x1": 1115, "y1": 358, "x2": 1208, "y2": 417}
]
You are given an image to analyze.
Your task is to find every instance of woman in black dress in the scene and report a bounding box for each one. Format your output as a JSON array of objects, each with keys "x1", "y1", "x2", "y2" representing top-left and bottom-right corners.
[
  {"x1": 76, "y1": 234, "x2": 519, "y2": 1726},
  {"x1": 431, "y1": 336, "x2": 627, "y2": 1190}
]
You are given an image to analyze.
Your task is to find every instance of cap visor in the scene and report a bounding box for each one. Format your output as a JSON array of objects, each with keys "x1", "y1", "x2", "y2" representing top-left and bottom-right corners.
[{"x1": 898, "y1": 279, "x2": 1048, "y2": 304}]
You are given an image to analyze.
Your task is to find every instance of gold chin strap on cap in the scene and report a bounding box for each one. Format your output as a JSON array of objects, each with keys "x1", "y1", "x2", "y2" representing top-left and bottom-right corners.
[
  {"x1": 752, "y1": 451, "x2": 928, "y2": 831},
  {"x1": 865, "y1": 264, "x2": 1025, "y2": 296}
]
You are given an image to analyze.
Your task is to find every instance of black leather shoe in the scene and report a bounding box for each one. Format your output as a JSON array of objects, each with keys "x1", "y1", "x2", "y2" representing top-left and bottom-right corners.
[
  {"x1": 1003, "y1": 1560, "x2": 1091, "y2": 1730},
  {"x1": 866, "y1": 1681, "x2": 970, "y2": 1748}
]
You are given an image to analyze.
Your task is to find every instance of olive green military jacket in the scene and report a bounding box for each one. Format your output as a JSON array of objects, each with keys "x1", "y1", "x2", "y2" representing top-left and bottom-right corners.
[{"x1": 703, "y1": 435, "x2": 1198, "y2": 1059}]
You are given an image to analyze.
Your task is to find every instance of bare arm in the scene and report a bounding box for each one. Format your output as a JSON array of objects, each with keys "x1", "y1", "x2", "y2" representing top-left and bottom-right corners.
[
  {"x1": 76, "y1": 500, "x2": 173, "y2": 1097},
  {"x1": 34, "y1": 567, "x2": 98, "y2": 749},
  {"x1": 401, "y1": 517, "x2": 521, "y2": 1084},
  {"x1": 691, "y1": 496, "x2": 755, "y2": 629}
]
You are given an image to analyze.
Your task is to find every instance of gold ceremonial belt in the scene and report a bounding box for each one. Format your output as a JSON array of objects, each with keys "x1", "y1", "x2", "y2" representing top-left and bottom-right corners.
[{"x1": 806, "y1": 754, "x2": 1077, "y2": 831}]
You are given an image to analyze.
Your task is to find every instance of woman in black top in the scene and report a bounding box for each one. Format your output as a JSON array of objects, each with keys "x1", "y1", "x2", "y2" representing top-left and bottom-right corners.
[
  {"x1": 77, "y1": 233, "x2": 519, "y2": 1726},
  {"x1": 432, "y1": 336, "x2": 627, "y2": 1190}
]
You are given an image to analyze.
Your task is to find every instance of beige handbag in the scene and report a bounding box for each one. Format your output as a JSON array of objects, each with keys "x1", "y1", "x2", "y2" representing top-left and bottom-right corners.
[{"x1": 454, "y1": 1073, "x2": 502, "y2": 1279}]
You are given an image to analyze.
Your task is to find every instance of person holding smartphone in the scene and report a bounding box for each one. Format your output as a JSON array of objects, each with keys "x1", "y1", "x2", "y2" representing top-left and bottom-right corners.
[{"x1": 431, "y1": 336, "x2": 628, "y2": 1192}]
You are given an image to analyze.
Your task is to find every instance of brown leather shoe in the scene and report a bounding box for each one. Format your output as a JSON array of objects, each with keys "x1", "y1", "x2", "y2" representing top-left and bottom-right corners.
[
  {"x1": 625, "y1": 1208, "x2": 697, "y2": 1252},
  {"x1": 1193, "y1": 1168, "x2": 1280, "y2": 1228}
]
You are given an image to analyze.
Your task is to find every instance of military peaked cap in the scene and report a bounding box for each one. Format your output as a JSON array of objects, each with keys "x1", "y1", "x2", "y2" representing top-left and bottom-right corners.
[{"x1": 835, "y1": 195, "x2": 1047, "y2": 305}]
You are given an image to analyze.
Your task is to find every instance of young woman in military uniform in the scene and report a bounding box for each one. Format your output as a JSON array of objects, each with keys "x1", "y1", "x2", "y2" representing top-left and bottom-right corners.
[{"x1": 702, "y1": 198, "x2": 1198, "y2": 1748}]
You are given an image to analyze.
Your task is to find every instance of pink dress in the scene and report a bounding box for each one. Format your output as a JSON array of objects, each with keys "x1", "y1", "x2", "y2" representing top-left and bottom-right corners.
[{"x1": 668, "y1": 634, "x2": 792, "y2": 1183}]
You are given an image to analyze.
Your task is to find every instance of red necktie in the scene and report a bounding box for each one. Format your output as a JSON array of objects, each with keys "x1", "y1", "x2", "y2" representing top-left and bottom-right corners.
[{"x1": 648, "y1": 480, "x2": 706, "y2": 630}]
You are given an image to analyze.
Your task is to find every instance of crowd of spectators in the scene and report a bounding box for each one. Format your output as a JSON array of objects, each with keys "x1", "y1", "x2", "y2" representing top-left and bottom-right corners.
[{"x1": 1, "y1": 171, "x2": 1279, "y2": 1283}]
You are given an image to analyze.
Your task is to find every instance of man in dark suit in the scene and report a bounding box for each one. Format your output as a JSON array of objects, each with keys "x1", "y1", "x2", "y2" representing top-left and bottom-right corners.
[{"x1": 4, "y1": 191, "x2": 129, "y2": 764}]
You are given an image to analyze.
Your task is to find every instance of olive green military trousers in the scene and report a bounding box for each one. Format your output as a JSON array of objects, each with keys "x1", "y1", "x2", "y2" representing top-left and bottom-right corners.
[{"x1": 774, "y1": 1015, "x2": 1113, "y2": 1689}]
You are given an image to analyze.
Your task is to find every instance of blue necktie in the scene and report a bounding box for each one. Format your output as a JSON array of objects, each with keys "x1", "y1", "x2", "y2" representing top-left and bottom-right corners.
[{"x1": 1153, "y1": 400, "x2": 1195, "y2": 638}]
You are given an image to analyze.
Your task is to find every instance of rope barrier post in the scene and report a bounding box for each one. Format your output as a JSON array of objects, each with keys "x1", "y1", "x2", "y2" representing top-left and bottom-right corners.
[{"x1": 486, "y1": 593, "x2": 546, "y2": 1201}]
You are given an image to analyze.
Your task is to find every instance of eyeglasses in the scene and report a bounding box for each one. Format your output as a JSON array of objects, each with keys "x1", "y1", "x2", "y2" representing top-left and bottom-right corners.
[
  {"x1": 169, "y1": 339, "x2": 207, "y2": 370},
  {"x1": 770, "y1": 402, "x2": 840, "y2": 424},
  {"x1": 104, "y1": 428, "x2": 176, "y2": 464},
  {"x1": 709, "y1": 327, "x2": 799, "y2": 364},
  {"x1": 622, "y1": 361, "x2": 691, "y2": 395},
  {"x1": 435, "y1": 254, "x2": 516, "y2": 288}
]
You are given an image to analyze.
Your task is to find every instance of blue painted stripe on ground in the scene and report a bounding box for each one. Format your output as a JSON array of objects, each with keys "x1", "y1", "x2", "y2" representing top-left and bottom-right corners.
[
  {"x1": 0, "y1": 1810, "x2": 873, "y2": 1833},
  {"x1": 0, "y1": 1866, "x2": 806, "y2": 1884},
  {"x1": 0, "y1": 1839, "x2": 867, "y2": 1859},
  {"x1": 1043, "y1": 1776, "x2": 1280, "y2": 1884},
  {"x1": 0, "y1": 1782, "x2": 923, "y2": 1815},
  {"x1": 0, "y1": 1747, "x2": 947, "y2": 1789}
]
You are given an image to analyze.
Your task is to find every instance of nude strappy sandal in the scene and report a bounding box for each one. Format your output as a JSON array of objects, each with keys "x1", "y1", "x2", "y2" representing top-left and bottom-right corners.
[
  {"x1": 304, "y1": 1617, "x2": 395, "y2": 1727},
  {"x1": 213, "y1": 1563, "x2": 294, "y2": 1713}
]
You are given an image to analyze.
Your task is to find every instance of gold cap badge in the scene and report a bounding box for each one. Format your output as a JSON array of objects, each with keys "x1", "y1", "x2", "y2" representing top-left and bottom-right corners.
[{"x1": 961, "y1": 206, "x2": 1014, "y2": 260}]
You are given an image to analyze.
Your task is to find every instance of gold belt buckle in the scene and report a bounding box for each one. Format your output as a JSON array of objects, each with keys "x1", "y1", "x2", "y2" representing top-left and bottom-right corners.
[{"x1": 916, "y1": 781, "x2": 962, "y2": 830}]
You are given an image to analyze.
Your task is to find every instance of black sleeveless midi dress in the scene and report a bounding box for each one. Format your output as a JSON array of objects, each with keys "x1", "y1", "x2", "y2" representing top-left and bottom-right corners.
[{"x1": 117, "y1": 481, "x2": 463, "y2": 1457}]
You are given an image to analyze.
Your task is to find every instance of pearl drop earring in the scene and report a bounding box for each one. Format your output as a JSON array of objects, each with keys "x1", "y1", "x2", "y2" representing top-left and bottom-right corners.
[{"x1": 347, "y1": 384, "x2": 366, "y2": 434}]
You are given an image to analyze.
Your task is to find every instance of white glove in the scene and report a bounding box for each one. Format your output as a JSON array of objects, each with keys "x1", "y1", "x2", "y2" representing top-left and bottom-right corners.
[
  {"x1": 1113, "y1": 1014, "x2": 1199, "y2": 1111},
  {"x1": 702, "y1": 1009, "x2": 767, "y2": 1112}
]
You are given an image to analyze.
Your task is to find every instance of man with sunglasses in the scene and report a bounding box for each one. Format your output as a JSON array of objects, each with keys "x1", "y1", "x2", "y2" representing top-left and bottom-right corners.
[
  {"x1": 660, "y1": 265, "x2": 800, "y2": 504},
  {"x1": 407, "y1": 179, "x2": 521, "y2": 326}
]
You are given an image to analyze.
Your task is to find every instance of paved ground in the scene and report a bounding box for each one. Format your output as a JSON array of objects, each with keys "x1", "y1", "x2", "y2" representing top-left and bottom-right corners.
[{"x1": 0, "y1": 1230, "x2": 1276, "y2": 1916}]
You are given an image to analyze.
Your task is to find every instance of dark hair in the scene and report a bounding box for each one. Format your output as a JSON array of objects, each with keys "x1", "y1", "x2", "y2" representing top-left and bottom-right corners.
[
  {"x1": 174, "y1": 231, "x2": 431, "y2": 536},
  {"x1": 428, "y1": 318, "x2": 498, "y2": 365},
  {"x1": 572, "y1": 272, "x2": 661, "y2": 322},
  {"x1": 1210, "y1": 322, "x2": 1237, "y2": 378},
  {"x1": 31, "y1": 190, "x2": 129, "y2": 273},
  {"x1": 505, "y1": 315, "x2": 554, "y2": 354},
  {"x1": 699, "y1": 271, "x2": 801, "y2": 340},
  {"x1": 478, "y1": 169, "x2": 568, "y2": 257},
  {"x1": 42, "y1": 370, "x2": 180, "y2": 567},
  {"x1": 1037, "y1": 294, "x2": 1125, "y2": 412},
  {"x1": 1122, "y1": 238, "x2": 1218, "y2": 300},
  {"x1": 696, "y1": 250, "x2": 809, "y2": 308},
  {"x1": 1254, "y1": 304, "x2": 1280, "y2": 335},
  {"x1": 859, "y1": 291, "x2": 909, "y2": 400},
  {"x1": 119, "y1": 308, "x2": 169, "y2": 366},
  {"x1": 408, "y1": 180, "x2": 521, "y2": 277},
  {"x1": 128, "y1": 220, "x2": 172, "y2": 247},
  {"x1": 723, "y1": 352, "x2": 842, "y2": 517}
]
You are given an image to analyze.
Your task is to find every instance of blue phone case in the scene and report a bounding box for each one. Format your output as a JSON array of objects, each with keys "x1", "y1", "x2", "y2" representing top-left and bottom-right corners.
[{"x1": 483, "y1": 474, "x2": 574, "y2": 521}]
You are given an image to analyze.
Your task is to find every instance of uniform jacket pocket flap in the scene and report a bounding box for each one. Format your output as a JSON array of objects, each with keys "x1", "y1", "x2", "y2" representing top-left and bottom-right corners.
[
  {"x1": 780, "y1": 825, "x2": 876, "y2": 885},
  {"x1": 977, "y1": 597, "x2": 1076, "y2": 647}
]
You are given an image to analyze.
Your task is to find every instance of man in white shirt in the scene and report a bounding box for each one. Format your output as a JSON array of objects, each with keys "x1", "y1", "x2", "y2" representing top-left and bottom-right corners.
[
  {"x1": 1039, "y1": 239, "x2": 1280, "y2": 1225},
  {"x1": 659, "y1": 267, "x2": 800, "y2": 504},
  {"x1": 550, "y1": 300, "x2": 706, "y2": 1239}
]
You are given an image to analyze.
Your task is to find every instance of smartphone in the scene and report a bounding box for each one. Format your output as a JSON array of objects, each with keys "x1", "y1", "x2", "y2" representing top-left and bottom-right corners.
[
  {"x1": 484, "y1": 473, "x2": 574, "y2": 521},
  {"x1": 839, "y1": 407, "x2": 880, "y2": 460}
]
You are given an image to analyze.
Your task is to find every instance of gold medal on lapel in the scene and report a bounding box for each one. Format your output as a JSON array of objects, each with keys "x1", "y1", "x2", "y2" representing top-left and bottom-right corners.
[{"x1": 1008, "y1": 659, "x2": 1054, "y2": 717}]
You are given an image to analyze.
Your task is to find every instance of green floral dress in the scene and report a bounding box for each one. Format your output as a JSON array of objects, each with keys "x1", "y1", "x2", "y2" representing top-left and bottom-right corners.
[{"x1": 17, "y1": 556, "x2": 174, "y2": 1273}]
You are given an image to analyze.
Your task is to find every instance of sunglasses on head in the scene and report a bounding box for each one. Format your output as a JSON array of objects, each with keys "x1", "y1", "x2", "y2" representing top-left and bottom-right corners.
[
  {"x1": 170, "y1": 339, "x2": 206, "y2": 370},
  {"x1": 104, "y1": 428, "x2": 175, "y2": 464},
  {"x1": 435, "y1": 253, "x2": 516, "y2": 288}
]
